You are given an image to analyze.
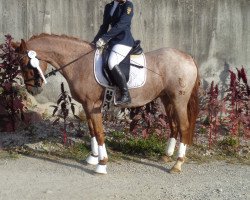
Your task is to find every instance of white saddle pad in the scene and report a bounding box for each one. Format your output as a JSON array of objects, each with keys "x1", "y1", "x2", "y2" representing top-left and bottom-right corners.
[{"x1": 94, "y1": 49, "x2": 147, "y2": 89}]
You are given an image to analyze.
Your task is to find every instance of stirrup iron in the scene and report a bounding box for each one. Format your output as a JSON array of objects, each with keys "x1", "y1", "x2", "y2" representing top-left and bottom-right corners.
[{"x1": 102, "y1": 87, "x2": 115, "y2": 111}]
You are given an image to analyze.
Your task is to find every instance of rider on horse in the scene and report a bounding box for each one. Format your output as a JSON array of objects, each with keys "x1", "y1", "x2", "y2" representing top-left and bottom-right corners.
[{"x1": 92, "y1": 0, "x2": 135, "y2": 105}]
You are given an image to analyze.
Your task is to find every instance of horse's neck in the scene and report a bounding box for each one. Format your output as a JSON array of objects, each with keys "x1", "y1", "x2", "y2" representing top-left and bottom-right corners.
[{"x1": 28, "y1": 38, "x2": 93, "y2": 80}]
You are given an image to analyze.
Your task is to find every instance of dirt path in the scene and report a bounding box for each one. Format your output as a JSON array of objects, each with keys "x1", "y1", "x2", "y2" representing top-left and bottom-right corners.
[{"x1": 0, "y1": 155, "x2": 249, "y2": 200}]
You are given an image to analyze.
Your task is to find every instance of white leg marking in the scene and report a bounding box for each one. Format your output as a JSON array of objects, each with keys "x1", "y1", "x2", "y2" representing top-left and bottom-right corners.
[
  {"x1": 86, "y1": 137, "x2": 99, "y2": 165},
  {"x1": 95, "y1": 144, "x2": 108, "y2": 174},
  {"x1": 91, "y1": 137, "x2": 98, "y2": 156},
  {"x1": 98, "y1": 144, "x2": 108, "y2": 161},
  {"x1": 178, "y1": 143, "x2": 187, "y2": 158},
  {"x1": 166, "y1": 138, "x2": 176, "y2": 156}
]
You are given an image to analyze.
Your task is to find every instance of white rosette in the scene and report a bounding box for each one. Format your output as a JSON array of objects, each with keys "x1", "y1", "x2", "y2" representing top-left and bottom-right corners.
[{"x1": 28, "y1": 50, "x2": 47, "y2": 84}]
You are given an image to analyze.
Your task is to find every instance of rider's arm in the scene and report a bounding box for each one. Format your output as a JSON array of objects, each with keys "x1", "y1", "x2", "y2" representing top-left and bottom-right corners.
[
  {"x1": 101, "y1": 1, "x2": 133, "y2": 43},
  {"x1": 92, "y1": 4, "x2": 111, "y2": 44}
]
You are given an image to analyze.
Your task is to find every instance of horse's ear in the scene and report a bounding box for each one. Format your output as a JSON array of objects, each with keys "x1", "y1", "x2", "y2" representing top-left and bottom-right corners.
[
  {"x1": 10, "y1": 41, "x2": 21, "y2": 51},
  {"x1": 19, "y1": 39, "x2": 27, "y2": 53}
]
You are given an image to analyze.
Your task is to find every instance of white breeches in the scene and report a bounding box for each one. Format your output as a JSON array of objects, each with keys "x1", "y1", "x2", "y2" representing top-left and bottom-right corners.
[{"x1": 108, "y1": 44, "x2": 132, "y2": 70}]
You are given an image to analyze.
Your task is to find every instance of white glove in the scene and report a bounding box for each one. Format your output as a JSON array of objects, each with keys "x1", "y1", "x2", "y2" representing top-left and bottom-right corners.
[{"x1": 96, "y1": 38, "x2": 106, "y2": 49}]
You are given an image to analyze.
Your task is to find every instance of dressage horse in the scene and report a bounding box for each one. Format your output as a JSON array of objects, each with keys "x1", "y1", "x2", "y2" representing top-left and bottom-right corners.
[{"x1": 13, "y1": 34, "x2": 199, "y2": 174}]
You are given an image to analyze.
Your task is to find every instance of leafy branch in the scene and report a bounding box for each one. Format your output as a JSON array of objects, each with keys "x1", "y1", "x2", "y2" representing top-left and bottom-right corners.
[{"x1": 51, "y1": 82, "x2": 79, "y2": 144}]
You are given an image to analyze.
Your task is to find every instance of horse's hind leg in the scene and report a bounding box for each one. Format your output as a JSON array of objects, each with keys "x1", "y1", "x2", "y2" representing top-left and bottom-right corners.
[
  {"x1": 170, "y1": 101, "x2": 190, "y2": 173},
  {"x1": 161, "y1": 102, "x2": 178, "y2": 162}
]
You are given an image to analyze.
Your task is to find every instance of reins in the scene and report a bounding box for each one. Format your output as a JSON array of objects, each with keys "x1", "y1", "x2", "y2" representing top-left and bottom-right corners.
[
  {"x1": 21, "y1": 44, "x2": 162, "y2": 86},
  {"x1": 44, "y1": 48, "x2": 95, "y2": 78},
  {"x1": 42, "y1": 46, "x2": 162, "y2": 78}
]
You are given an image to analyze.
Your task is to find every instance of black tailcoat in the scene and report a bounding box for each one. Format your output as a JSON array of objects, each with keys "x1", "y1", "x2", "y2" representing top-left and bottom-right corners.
[{"x1": 93, "y1": 0, "x2": 135, "y2": 47}]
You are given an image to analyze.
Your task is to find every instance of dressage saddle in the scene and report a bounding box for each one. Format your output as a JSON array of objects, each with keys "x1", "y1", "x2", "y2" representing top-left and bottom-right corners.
[{"x1": 102, "y1": 40, "x2": 143, "y2": 85}]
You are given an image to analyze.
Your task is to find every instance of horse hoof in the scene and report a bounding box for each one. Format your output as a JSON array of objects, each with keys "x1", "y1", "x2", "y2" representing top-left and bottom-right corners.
[
  {"x1": 95, "y1": 164, "x2": 107, "y2": 174},
  {"x1": 169, "y1": 166, "x2": 181, "y2": 174},
  {"x1": 161, "y1": 155, "x2": 173, "y2": 163},
  {"x1": 86, "y1": 154, "x2": 99, "y2": 165}
]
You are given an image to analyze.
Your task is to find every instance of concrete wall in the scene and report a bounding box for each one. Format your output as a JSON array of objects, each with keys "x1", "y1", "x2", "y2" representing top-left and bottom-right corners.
[{"x1": 0, "y1": 0, "x2": 249, "y2": 103}]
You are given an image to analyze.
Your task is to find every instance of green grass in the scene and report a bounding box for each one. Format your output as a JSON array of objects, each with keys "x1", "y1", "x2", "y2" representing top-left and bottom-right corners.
[
  {"x1": 106, "y1": 131, "x2": 167, "y2": 159},
  {"x1": 13, "y1": 139, "x2": 90, "y2": 162},
  {"x1": 1, "y1": 130, "x2": 249, "y2": 165},
  {"x1": 60, "y1": 143, "x2": 89, "y2": 161},
  {"x1": 106, "y1": 131, "x2": 249, "y2": 165},
  {"x1": 0, "y1": 150, "x2": 20, "y2": 159}
]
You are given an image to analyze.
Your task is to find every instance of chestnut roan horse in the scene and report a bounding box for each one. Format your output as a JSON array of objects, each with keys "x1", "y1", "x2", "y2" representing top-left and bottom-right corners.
[{"x1": 14, "y1": 34, "x2": 199, "y2": 174}]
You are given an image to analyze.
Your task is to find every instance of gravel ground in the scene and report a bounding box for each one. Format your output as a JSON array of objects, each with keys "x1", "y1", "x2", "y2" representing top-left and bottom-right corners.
[
  {"x1": 0, "y1": 155, "x2": 249, "y2": 200},
  {"x1": 0, "y1": 120, "x2": 249, "y2": 200}
]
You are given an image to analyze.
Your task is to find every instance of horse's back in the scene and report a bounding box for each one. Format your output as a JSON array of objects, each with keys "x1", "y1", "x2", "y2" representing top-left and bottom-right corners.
[
  {"x1": 145, "y1": 47, "x2": 198, "y2": 86},
  {"x1": 146, "y1": 47, "x2": 195, "y2": 66}
]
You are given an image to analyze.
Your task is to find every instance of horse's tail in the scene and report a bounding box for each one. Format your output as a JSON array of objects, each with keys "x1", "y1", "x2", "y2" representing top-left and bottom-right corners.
[{"x1": 187, "y1": 60, "x2": 200, "y2": 145}]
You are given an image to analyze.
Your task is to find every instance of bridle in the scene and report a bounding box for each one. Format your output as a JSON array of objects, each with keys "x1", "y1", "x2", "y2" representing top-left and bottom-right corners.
[
  {"x1": 19, "y1": 48, "x2": 95, "y2": 88},
  {"x1": 18, "y1": 50, "x2": 48, "y2": 88}
]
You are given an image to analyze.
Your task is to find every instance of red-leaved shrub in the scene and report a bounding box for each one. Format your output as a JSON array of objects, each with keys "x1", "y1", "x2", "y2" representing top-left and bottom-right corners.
[
  {"x1": 223, "y1": 67, "x2": 250, "y2": 137},
  {"x1": 0, "y1": 35, "x2": 25, "y2": 131}
]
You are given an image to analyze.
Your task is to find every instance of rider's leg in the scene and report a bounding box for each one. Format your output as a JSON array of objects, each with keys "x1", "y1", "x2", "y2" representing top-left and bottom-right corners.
[{"x1": 108, "y1": 44, "x2": 132, "y2": 105}]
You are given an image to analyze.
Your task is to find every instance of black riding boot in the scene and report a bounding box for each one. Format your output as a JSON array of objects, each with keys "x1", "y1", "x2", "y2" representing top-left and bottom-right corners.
[{"x1": 111, "y1": 65, "x2": 131, "y2": 105}]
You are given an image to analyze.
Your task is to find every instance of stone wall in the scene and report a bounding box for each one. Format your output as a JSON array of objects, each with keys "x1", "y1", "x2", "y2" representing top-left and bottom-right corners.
[{"x1": 0, "y1": 0, "x2": 249, "y2": 103}]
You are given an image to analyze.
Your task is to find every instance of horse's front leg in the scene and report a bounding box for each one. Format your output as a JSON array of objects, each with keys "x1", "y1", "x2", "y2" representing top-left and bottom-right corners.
[
  {"x1": 85, "y1": 113, "x2": 99, "y2": 165},
  {"x1": 90, "y1": 112, "x2": 108, "y2": 174}
]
